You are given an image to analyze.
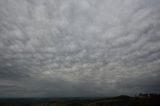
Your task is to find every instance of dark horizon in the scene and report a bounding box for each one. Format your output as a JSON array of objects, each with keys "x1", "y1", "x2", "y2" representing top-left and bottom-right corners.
[{"x1": 0, "y1": 93, "x2": 159, "y2": 99}]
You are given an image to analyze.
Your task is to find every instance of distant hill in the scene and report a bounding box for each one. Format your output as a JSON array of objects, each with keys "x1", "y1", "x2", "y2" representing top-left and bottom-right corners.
[{"x1": 0, "y1": 94, "x2": 160, "y2": 106}]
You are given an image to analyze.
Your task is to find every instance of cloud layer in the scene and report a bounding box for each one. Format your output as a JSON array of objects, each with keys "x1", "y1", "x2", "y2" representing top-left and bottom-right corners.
[{"x1": 0, "y1": 0, "x2": 160, "y2": 97}]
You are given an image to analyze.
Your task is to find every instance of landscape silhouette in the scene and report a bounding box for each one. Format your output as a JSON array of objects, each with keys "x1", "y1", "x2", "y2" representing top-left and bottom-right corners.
[{"x1": 0, "y1": 93, "x2": 160, "y2": 106}]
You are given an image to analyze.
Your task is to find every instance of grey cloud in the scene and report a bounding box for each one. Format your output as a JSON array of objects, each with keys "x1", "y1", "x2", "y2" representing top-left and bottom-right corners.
[{"x1": 0, "y1": 0, "x2": 160, "y2": 97}]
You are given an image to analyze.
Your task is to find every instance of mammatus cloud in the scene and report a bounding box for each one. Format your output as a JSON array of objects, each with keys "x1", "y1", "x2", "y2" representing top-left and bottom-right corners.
[{"x1": 0, "y1": 0, "x2": 160, "y2": 97}]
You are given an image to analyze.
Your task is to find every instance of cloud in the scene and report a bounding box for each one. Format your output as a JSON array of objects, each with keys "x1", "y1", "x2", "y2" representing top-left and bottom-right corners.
[{"x1": 0, "y1": 0, "x2": 160, "y2": 97}]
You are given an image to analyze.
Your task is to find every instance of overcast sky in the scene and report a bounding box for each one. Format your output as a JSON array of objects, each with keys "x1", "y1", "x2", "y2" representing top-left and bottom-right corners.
[{"x1": 0, "y1": 0, "x2": 160, "y2": 97}]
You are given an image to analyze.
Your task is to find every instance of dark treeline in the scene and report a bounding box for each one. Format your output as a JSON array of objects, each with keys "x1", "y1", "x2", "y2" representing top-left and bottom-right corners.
[{"x1": 0, "y1": 93, "x2": 160, "y2": 106}]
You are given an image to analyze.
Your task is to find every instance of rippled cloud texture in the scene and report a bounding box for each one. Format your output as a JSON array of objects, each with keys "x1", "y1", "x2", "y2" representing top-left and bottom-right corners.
[{"x1": 0, "y1": 0, "x2": 160, "y2": 97}]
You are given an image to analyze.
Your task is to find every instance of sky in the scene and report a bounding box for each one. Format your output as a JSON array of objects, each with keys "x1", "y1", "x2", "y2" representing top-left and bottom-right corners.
[{"x1": 0, "y1": 0, "x2": 160, "y2": 97}]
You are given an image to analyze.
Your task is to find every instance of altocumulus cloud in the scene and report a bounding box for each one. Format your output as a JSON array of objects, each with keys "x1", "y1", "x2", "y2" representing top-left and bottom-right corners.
[{"x1": 0, "y1": 0, "x2": 160, "y2": 97}]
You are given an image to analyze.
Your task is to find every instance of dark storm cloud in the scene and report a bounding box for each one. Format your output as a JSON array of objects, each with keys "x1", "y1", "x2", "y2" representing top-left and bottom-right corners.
[{"x1": 0, "y1": 0, "x2": 160, "y2": 97}]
